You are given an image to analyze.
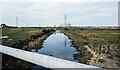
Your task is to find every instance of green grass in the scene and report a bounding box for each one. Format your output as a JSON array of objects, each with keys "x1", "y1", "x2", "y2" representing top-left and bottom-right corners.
[
  {"x1": 2, "y1": 27, "x2": 55, "y2": 68},
  {"x1": 60, "y1": 27, "x2": 119, "y2": 44},
  {"x1": 2, "y1": 27, "x2": 120, "y2": 68},
  {"x1": 2, "y1": 27, "x2": 55, "y2": 46},
  {"x1": 2, "y1": 28, "x2": 43, "y2": 46}
]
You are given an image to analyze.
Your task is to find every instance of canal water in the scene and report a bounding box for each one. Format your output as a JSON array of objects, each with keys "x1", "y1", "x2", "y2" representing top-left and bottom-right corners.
[
  {"x1": 39, "y1": 30, "x2": 79, "y2": 62},
  {"x1": 32, "y1": 30, "x2": 79, "y2": 69},
  {"x1": 32, "y1": 30, "x2": 79, "y2": 62}
]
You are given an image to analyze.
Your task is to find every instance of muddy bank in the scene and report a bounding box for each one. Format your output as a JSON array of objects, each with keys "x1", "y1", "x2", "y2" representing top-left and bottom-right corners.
[
  {"x1": 2, "y1": 29, "x2": 55, "y2": 69},
  {"x1": 11, "y1": 29, "x2": 55, "y2": 50},
  {"x1": 60, "y1": 30, "x2": 93, "y2": 64},
  {"x1": 59, "y1": 28, "x2": 120, "y2": 68}
]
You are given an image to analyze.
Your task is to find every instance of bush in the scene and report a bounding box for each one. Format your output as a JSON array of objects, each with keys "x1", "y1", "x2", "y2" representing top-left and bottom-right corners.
[
  {"x1": 102, "y1": 50, "x2": 106, "y2": 54},
  {"x1": 107, "y1": 56, "x2": 113, "y2": 59},
  {"x1": 65, "y1": 28, "x2": 68, "y2": 30},
  {"x1": 83, "y1": 42, "x2": 89, "y2": 45},
  {"x1": 78, "y1": 58, "x2": 88, "y2": 64},
  {"x1": 98, "y1": 59, "x2": 105, "y2": 63}
]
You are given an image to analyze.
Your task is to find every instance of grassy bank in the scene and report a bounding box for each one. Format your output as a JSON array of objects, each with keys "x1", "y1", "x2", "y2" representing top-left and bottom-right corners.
[
  {"x1": 2, "y1": 27, "x2": 55, "y2": 68},
  {"x1": 2, "y1": 27, "x2": 120, "y2": 68},
  {"x1": 57, "y1": 27, "x2": 120, "y2": 68}
]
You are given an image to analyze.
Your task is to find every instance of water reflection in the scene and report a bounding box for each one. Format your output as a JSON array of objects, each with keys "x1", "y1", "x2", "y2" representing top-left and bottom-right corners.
[{"x1": 37, "y1": 30, "x2": 78, "y2": 62}]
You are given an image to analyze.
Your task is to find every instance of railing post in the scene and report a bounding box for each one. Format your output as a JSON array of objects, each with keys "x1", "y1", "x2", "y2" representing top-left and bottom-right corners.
[
  {"x1": 0, "y1": 26, "x2": 2, "y2": 70},
  {"x1": 0, "y1": 52, "x2": 2, "y2": 70}
]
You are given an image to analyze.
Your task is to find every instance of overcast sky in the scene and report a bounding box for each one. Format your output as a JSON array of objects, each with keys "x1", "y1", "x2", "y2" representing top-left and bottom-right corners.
[{"x1": 0, "y1": 0, "x2": 118, "y2": 27}]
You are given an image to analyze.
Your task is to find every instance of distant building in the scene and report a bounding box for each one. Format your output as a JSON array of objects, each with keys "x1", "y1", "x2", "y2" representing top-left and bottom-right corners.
[
  {"x1": 54, "y1": 25, "x2": 56, "y2": 27},
  {"x1": 0, "y1": 24, "x2": 17, "y2": 28},
  {"x1": 0, "y1": 24, "x2": 8, "y2": 28},
  {"x1": 60, "y1": 24, "x2": 63, "y2": 27},
  {"x1": 68, "y1": 23, "x2": 71, "y2": 27},
  {"x1": 60, "y1": 23, "x2": 71, "y2": 27}
]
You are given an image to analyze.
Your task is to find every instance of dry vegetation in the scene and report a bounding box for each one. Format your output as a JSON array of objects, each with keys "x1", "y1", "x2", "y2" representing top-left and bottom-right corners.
[
  {"x1": 2, "y1": 27, "x2": 55, "y2": 68},
  {"x1": 2, "y1": 27, "x2": 120, "y2": 68},
  {"x1": 57, "y1": 27, "x2": 120, "y2": 68}
]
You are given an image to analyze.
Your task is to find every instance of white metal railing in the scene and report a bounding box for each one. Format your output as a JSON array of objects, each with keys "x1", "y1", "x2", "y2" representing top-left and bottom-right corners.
[{"x1": 0, "y1": 45, "x2": 100, "y2": 68}]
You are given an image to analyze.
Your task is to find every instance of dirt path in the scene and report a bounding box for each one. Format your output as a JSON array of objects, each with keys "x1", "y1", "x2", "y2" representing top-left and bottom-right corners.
[
  {"x1": 85, "y1": 46, "x2": 118, "y2": 68},
  {"x1": 85, "y1": 46, "x2": 97, "y2": 58}
]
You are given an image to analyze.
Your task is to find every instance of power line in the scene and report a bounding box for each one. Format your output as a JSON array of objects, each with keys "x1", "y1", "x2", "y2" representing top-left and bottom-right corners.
[
  {"x1": 16, "y1": 17, "x2": 18, "y2": 27},
  {"x1": 64, "y1": 14, "x2": 67, "y2": 24}
]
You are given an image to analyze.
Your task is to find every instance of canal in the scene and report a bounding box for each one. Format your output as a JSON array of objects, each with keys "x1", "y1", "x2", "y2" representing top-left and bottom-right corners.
[{"x1": 32, "y1": 30, "x2": 79, "y2": 69}]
